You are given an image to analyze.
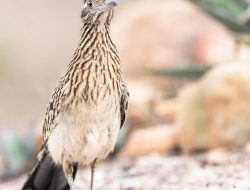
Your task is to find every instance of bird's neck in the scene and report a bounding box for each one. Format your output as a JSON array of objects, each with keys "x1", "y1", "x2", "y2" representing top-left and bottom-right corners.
[
  {"x1": 80, "y1": 22, "x2": 113, "y2": 51},
  {"x1": 67, "y1": 22, "x2": 121, "y2": 78},
  {"x1": 70, "y1": 22, "x2": 120, "y2": 66}
]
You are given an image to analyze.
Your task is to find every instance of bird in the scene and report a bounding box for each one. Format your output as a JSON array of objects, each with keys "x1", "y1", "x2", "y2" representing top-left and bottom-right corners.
[
  {"x1": 22, "y1": 148, "x2": 78, "y2": 190},
  {"x1": 22, "y1": 0, "x2": 129, "y2": 189}
]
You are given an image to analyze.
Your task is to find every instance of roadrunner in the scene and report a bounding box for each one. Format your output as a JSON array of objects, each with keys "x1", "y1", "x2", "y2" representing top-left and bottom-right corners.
[{"x1": 22, "y1": 0, "x2": 129, "y2": 189}]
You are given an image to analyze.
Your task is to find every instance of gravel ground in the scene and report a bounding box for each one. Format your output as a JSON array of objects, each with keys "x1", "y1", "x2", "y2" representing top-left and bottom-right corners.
[{"x1": 1, "y1": 152, "x2": 250, "y2": 190}]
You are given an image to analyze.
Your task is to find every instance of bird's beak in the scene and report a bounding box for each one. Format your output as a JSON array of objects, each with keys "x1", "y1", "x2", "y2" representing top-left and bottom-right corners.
[{"x1": 96, "y1": 0, "x2": 118, "y2": 12}]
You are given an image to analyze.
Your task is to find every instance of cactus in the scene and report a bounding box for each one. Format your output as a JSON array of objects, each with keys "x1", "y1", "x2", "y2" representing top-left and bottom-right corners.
[
  {"x1": 149, "y1": 64, "x2": 212, "y2": 79},
  {"x1": 187, "y1": 0, "x2": 250, "y2": 34}
]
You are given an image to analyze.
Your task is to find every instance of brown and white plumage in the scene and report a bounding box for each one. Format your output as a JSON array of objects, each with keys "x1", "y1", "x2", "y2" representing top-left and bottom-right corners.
[{"x1": 22, "y1": 0, "x2": 128, "y2": 190}]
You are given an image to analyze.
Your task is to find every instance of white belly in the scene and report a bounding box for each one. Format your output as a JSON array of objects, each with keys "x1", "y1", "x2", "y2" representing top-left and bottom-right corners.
[{"x1": 47, "y1": 98, "x2": 121, "y2": 165}]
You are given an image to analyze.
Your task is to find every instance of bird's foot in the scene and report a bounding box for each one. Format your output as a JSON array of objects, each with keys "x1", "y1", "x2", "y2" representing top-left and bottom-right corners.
[
  {"x1": 90, "y1": 159, "x2": 97, "y2": 190},
  {"x1": 66, "y1": 174, "x2": 75, "y2": 190},
  {"x1": 62, "y1": 156, "x2": 76, "y2": 190}
]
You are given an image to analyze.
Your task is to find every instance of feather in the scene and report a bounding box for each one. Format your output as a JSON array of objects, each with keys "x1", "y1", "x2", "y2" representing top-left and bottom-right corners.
[{"x1": 21, "y1": 149, "x2": 78, "y2": 190}]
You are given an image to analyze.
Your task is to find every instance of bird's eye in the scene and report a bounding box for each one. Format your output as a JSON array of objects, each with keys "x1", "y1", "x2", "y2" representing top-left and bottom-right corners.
[{"x1": 88, "y1": 2, "x2": 93, "y2": 8}]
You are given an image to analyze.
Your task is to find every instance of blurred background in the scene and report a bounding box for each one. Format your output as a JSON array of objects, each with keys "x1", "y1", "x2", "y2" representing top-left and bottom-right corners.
[{"x1": 0, "y1": 0, "x2": 250, "y2": 189}]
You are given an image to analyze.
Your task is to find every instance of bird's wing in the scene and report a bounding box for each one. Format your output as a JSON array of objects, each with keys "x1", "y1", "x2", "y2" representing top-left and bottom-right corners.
[
  {"x1": 43, "y1": 81, "x2": 65, "y2": 142},
  {"x1": 120, "y1": 83, "x2": 129, "y2": 129}
]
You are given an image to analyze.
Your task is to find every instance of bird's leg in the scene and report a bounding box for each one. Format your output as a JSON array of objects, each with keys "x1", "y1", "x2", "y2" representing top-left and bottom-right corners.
[
  {"x1": 63, "y1": 158, "x2": 75, "y2": 190},
  {"x1": 90, "y1": 159, "x2": 97, "y2": 190}
]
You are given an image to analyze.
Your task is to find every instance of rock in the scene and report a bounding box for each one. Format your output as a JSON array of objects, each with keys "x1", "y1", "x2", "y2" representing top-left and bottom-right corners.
[
  {"x1": 237, "y1": 43, "x2": 250, "y2": 63},
  {"x1": 153, "y1": 99, "x2": 179, "y2": 121},
  {"x1": 120, "y1": 125, "x2": 178, "y2": 158},
  {"x1": 126, "y1": 80, "x2": 162, "y2": 128},
  {"x1": 112, "y1": 0, "x2": 237, "y2": 75},
  {"x1": 244, "y1": 142, "x2": 250, "y2": 154},
  {"x1": 192, "y1": 24, "x2": 235, "y2": 64},
  {"x1": 205, "y1": 148, "x2": 231, "y2": 165},
  {"x1": 178, "y1": 63, "x2": 250, "y2": 151}
]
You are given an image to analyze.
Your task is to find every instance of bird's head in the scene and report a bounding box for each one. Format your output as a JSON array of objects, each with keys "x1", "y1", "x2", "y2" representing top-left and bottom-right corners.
[{"x1": 81, "y1": 0, "x2": 117, "y2": 25}]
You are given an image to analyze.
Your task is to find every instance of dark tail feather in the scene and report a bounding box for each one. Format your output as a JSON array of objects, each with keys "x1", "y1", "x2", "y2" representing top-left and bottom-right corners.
[{"x1": 21, "y1": 149, "x2": 78, "y2": 190}]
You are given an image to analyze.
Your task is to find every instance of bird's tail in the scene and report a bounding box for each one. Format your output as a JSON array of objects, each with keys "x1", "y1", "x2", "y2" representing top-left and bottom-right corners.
[{"x1": 21, "y1": 148, "x2": 78, "y2": 190}]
